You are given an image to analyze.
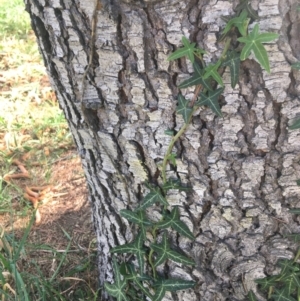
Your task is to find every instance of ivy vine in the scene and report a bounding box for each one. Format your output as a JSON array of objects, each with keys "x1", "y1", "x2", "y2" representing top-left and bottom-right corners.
[{"x1": 104, "y1": 1, "x2": 280, "y2": 300}]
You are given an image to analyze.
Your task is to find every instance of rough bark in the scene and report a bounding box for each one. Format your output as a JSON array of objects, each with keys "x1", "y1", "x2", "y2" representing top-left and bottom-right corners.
[{"x1": 25, "y1": 0, "x2": 300, "y2": 300}]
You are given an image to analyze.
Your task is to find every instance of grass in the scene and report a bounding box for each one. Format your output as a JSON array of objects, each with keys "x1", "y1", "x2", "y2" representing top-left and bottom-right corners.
[
  {"x1": 0, "y1": 0, "x2": 31, "y2": 38},
  {"x1": 0, "y1": 0, "x2": 100, "y2": 300},
  {"x1": 0, "y1": 219, "x2": 99, "y2": 301}
]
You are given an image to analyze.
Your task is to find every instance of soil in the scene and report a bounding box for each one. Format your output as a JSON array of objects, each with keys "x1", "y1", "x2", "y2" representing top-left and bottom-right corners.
[{"x1": 0, "y1": 150, "x2": 99, "y2": 299}]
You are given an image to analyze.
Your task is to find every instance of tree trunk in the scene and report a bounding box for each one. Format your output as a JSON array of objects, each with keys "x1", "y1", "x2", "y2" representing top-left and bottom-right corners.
[{"x1": 25, "y1": 0, "x2": 300, "y2": 300}]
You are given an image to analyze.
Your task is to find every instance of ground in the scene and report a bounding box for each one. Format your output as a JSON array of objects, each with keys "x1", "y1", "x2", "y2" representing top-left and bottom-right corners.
[{"x1": 0, "y1": 1, "x2": 99, "y2": 299}]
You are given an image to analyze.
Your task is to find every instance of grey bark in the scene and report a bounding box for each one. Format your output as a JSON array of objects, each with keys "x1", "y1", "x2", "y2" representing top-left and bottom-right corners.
[{"x1": 25, "y1": 0, "x2": 300, "y2": 300}]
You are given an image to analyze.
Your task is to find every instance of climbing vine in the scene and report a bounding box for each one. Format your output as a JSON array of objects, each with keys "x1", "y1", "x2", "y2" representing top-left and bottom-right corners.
[{"x1": 104, "y1": 1, "x2": 279, "y2": 300}]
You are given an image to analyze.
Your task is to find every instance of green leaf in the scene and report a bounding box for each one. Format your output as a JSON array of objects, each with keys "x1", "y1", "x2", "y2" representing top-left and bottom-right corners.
[
  {"x1": 105, "y1": 282, "x2": 129, "y2": 301},
  {"x1": 178, "y1": 62, "x2": 212, "y2": 91},
  {"x1": 153, "y1": 285, "x2": 166, "y2": 301},
  {"x1": 168, "y1": 37, "x2": 205, "y2": 63},
  {"x1": 289, "y1": 118, "x2": 300, "y2": 130},
  {"x1": 110, "y1": 232, "x2": 146, "y2": 275},
  {"x1": 104, "y1": 257, "x2": 129, "y2": 301},
  {"x1": 165, "y1": 129, "x2": 175, "y2": 136},
  {"x1": 235, "y1": 0, "x2": 259, "y2": 20},
  {"x1": 203, "y1": 61, "x2": 224, "y2": 87},
  {"x1": 156, "y1": 207, "x2": 194, "y2": 240},
  {"x1": 222, "y1": 9, "x2": 250, "y2": 37},
  {"x1": 278, "y1": 259, "x2": 299, "y2": 274},
  {"x1": 151, "y1": 232, "x2": 169, "y2": 267},
  {"x1": 247, "y1": 290, "x2": 258, "y2": 301},
  {"x1": 123, "y1": 265, "x2": 153, "y2": 299},
  {"x1": 291, "y1": 62, "x2": 300, "y2": 70},
  {"x1": 163, "y1": 179, "x2": 191, "y2": 192},
  {"x1": 167, "y1": 153, "x2": 177, "y2": 166},
  {"x1": 151, "y1": 232, "x2": 194, "y2": 267},
  {"x1": 156, "y1": 207, "x2": 180, "y2": 230},
  {"x1": 119, "y1": 262, "x2": 128, "y2": 276},
  {"x1": 172, "y1": 220, "x2": 194, "y2": 240},
  {"x1": 285, "y1": 234, "x2": 300, "y2": 243},
  {"x1": 289, "y1": 208, "x2": 300, "y2": 214},
  {"x1": 176, "y1": 94, "x2": 193, "y2": 123},
  {"x1": 273, "y1": 289, "x2": 297, "y2": 301},
  {"x1": 281, "y1": 274, "x2": 297, "y2": 296},
  {"x1": 120, "y1": 210, "x2": 152, "y2": 227},
  {"x1": 134, "y1": 232, "x2": 146, "y2": 274},
  {"x1": 290, "y1": 272, "x2": 300, "y2": 288},
  {"x1": 221, "y1": 50, "x2": 241, "y2": 88},
  {"x1": 237, "y1": 24, "x2": 279, "y2": 73},
  {"x1": 168, "y1": 250, "x2": 195, "y2": 265},
  {"x1": 153, "y1": 279, "x2": 195, "y2": 292},
  {"x1": 195, "y1": 88, "x2": 224, "y2": 117},
  {"x1": 137, "y1": 190, "x2": 168, "y2": 211},
  {"x1": 255, "y1": 276, "x2": 277, "y2": 290},
  {"x1": 130, "y1": 274, "x2": 150, "y2": 296},
  {"x1": 111, "y1": 242, "x2": 140, "y2": 254}
]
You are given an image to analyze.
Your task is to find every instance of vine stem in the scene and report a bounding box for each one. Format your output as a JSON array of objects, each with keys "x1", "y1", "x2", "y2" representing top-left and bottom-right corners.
[
  {"x1": 220, "y1": 37, "x2": 232, "y2": 61},
  {"x1": 294, "y1": 248, "x2": 300, "y2": 262},
  {"x1": 149, "y1": 248, "x2": 157, "y2": 279},
  {"x1": 161, "y1": 107, "x2": 197, "y2": 184},
  {"x1": 161, "y1": 39, "x2": 231, "y2": 185}
]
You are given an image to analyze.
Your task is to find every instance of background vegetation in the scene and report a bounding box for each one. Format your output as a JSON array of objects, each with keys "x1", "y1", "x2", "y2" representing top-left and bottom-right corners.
[{"x1": 0, "y1": 0, "x2": 99, "y2": 300}]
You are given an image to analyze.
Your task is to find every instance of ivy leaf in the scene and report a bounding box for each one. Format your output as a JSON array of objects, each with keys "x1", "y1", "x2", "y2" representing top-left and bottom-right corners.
[
  {"x1": 111, "y1": 232, "x2": 146, "y2": 275},
  {"x1": 237, "y1": 24, "x2": 279, "y2": 73},
  {"x1": 156, "y1": 207, "x2": 194, "y2": 240},
  {"x1": 119, "y1": 210, "x2": 152, "y2": 238},
  {"x1": 172, "y1": 220, "x2": 194, "y2": 240},
  {"x1": 289, "y1": 208, "x2": 300, "y2": 214},
  {"x1": 168, "y1": 250, "x2": 195, "y2": 265},
  {"x1": 156, "y1": 207, "x2": 180, "y2": 230},
  {"x1": 178, "y1": 62, "x2": 212, "y2": 91},
  {"x1": 167, "y1": 153, "x2": 177, "y2": 166},
  {"x1": 221, "y1": 50, "x2": 240, "y2": 88},
  {"x1": 120, "y1": 210, "x2": 152, "y2": 227},
  {"x1": 255, "y1": 276, "x2": 277, "y2": 290},
  {"x1": 137, "y1": 189, "x2": 168, "y2": 211},
  {"x1": 273, "y1": 289, "x2": 297, "y2": 301},
  {"x1": 153, "y1": 278, "x2": 196, "y2": 292},
  {"x1": 165, "y1": 129, "x2": 175, "y2": 136},
  {"x1": 176, "y1": 94, "x2": 193, "y2": 123},
  {"x1": 134, "y1": 231, "x2": 146, "y2": 274},
  {"x1": 289, "y1": 118, "x2": 300, "y2": 130},
  {"x1": 151, "y1": 232, "x2": 170, "y2": 267},
  {"x1": 168, "y1": 37, "x2": 205, "y2": 63},
  {"x1": 235, "y1": 0, "x2": 259, "y2": 20},
  {"x1": 110, "y1": 242, "x2": 140, "y2": 255},
  {"x1": 280, "y1": 274, "x2": 297, "y2": 296},
  {"x1": 278, "y1": 260, "x2": 299, "y2": 274},
  {"x1": 222, "y1": 9, "x2": 250, "y2": 37},
  {"x1": 124, "y1": 265, "x2": 153, "y2": 299},
  {"x1": 289, "y1": 272, "x2": 300, "y2": 288},
  {"x1": 291, "y1": 62, "x2": 300, "y2": 70},
  {"x1": 119, "y1": 262, "x2": 128, "y2": 276},
  {"x1": 151, "y1": 232, "x2": 195, "y2": 267},
  {"x1": 104, "y1": 257, "x2": 129, "y2": 301},
  {"x1": 195, "y1": 88, "x2": 224, "y2": 117},
  {"x1": 203, "y1": 61, "x2": 224, "y2": 87},
  {"x1": 153, "y1": 285, "x2": 166, "y2": 301},
  {"x1": 285, "y1": 234, "x2": 300, "y2": 243},
  {"x1": 247, "y1": 290, "x2": 258, "y2": 301},
  {"x1": 163, "y1": 178, "x2": 191, "y2": 192}
]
